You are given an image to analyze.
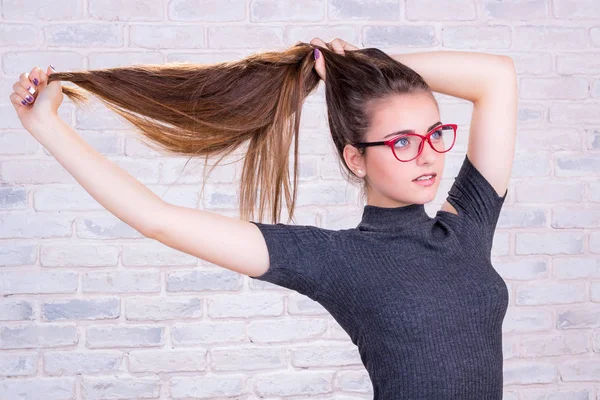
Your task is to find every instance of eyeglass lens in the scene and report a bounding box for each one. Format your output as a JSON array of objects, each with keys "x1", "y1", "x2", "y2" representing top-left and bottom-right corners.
[{"x1": 392, "y1": 125, "x2": 456, "y2": 161}]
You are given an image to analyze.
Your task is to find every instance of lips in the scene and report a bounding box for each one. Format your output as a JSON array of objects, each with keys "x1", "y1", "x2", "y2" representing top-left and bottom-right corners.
[{"x1": 413, "y1": 172, "x2": 437, "y2": 181}]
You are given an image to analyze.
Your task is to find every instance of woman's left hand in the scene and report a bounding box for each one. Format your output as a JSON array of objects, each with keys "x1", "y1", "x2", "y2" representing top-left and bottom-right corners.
[{"x1": 310, "y1": 37, "x2": 360, "y2": 82}]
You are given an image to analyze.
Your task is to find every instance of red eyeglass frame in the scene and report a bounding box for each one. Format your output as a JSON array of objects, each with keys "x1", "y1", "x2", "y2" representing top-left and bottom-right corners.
[{"x1": 351, "y1": 123, "x2": 458, "y2": 162}]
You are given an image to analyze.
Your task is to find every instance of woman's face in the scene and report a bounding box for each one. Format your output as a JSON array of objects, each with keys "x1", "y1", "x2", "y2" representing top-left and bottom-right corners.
[{"x1": 349, "y1": 92, "x2": 445, "y2": 208}]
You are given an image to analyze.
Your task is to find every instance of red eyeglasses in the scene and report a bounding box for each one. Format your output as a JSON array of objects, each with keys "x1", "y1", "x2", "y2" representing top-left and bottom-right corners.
[{"x1": 352, "y1": 123, "x2": 458, "y2": 162}]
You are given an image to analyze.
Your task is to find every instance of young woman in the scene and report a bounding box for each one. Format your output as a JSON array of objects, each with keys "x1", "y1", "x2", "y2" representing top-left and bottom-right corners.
[{"x1": 9, "y1": 37, "x2": 517, "y2": 399}]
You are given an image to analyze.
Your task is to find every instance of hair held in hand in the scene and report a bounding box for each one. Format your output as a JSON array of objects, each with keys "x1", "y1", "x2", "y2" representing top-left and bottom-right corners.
[{"x1": 46, "y1": 41, "x2": 432, "y2": 224}]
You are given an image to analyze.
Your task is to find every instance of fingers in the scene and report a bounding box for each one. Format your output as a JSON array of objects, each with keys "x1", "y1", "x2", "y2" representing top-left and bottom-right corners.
[
  {"x1": 14, "y1": 74, "x2": 35, "y2": 106},
  {"x1": 28, "y1": 66, "x2": 47, "y2": 88},
  {"x1": 9, "y1": 91, "x2": 31, "y2": 108}
]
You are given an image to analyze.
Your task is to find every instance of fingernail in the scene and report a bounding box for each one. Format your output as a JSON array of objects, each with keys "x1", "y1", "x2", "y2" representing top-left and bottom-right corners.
[
  {"x1": 26, "y1": 95, "x2": 34, "y2": 103},
  {"x1": 21, "y1": 99, "x2": 27, "y2": 106},
  {"x1": 50, "y1": 64, "x2": 56, "y2": 71},
  {"x1": 314, "y1": 48, "x2": 320, "y2": 59},
  {"x1": 33, "y1": 78, "x2": 39, "y2": 86},
  {"x1": 27, "y1": 86, "x2": 35, "y2": 95}
]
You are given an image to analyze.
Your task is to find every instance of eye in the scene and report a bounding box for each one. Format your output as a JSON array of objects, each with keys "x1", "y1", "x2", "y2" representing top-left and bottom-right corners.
[{"x1": 393, "y1": 136, "x2": 410, "y2": 148}]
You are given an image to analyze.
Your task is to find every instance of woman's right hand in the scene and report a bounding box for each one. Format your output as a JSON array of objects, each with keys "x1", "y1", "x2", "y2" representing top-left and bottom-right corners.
[
  {"x1": 8, "y1": 65, "x2": 64, "y2": 135},
  {"x1": 310, "y1": 37, "x2": 360, "y2": 83}
]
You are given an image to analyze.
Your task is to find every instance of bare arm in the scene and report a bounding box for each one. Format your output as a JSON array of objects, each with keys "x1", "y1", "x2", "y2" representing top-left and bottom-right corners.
[
  {"x1": 391, "y1": 51, "x2": 518, "y2": 211},
  {"x1": 33, "y1": 117, "x2": 269, "y2": 277}
]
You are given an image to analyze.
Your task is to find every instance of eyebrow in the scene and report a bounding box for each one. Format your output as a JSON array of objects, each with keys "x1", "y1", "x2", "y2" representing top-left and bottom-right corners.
[{"x1": 383, "y1": 121, "x2": 443, "y2": 139}]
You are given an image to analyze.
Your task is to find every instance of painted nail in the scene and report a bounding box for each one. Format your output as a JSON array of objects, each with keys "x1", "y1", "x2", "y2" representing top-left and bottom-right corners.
[
  {"x1": 50, "y1": 64, "x2": 56, "y2": 71},
  {"x1": 27, "y1": 86, "x2": 35, "y2": 95},
  {"x1": 21, "y1": 99, "x2": 27, "y2": 105},
  {"x1": 33, "y1": 78, "x2": 39, "y2": 86},
  {"x1": 26, "y1": 95, "x2": 34, "y2": 103},
  {"x1": 314, "y1": 48, "x2": 320, "y2": 59}
]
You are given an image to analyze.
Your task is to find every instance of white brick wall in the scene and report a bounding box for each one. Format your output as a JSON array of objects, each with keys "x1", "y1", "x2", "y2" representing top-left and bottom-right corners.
[{"x1": 1, "y1": 0, "x2": 599, "y2": 398}]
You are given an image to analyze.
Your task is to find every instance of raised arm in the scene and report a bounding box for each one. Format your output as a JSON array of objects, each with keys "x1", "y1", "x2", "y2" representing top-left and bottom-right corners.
[
  {"x1": 9, "y1": 65, "x2": 270, "y2": 278},
  {"x1": 34, "y1": 117, "x2": 271, "y2": 276}
]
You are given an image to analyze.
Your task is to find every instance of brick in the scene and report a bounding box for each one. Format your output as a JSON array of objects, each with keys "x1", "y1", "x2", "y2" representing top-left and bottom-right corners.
[
  {"x1": 41, "y1": 298, "x2": 120, "y2": 321},
  {"x1": 44, "y1": 351, "x2": 122, "y2": 375},
  {"x1": 515, "y1": 282, "x2": 585, "y2": 305},
  {"x1": 0, "y1": 299, "x2": 34, "y2": 321},
  {"x1": 557, "y1": 306, "x2": 600, "y2": 329},
  {"x1": 515, "y1": 232, "x2": 584, "y2": 255},
  {"x1": 553, "y1": 0, "x2": 600, "y2": 19},
  {"x1": 550, "y1": 103, "x2": 600, "y2": 124},
  {"x1": 248, "y1": 318, "x2": 327, "y2": 343},
  {"x1": 522, "y1": 333, "x2": 589, "y2": 358},
  {"x1": 502, "y1": 308, "x2": 553, "y2": 332},
  {"x1": 40, "y1": 243, "x2": 119, "y2": 267},
  {"x1": 496, "y1": 207, "x2": 546, "y2": 229},
  {"x1": 208, "y1": 294, "x2": 284, "y2": 318},
  {"x1": 559, "y1": 359, "x2": 600, "y2": 382},
  {"x1": 166, "y1": 268, "x2": 242, "y2": 292},
  {"x1": 0, "y1": 242, "x2": 36, "y2": 266},
  {"x1": 251, "y1": 0, "x2": 325, "y2": 22},
  {"x1": 128, "y1": 349, "x2": 207, "y2": 373},
  {"x1": 0, "y1": 24, "x2": 42, "y2": 47},
  {"x1": 125, "y1": 297, "x2": 202, "y2": 320},
  {"x1": 284, "y1": 25, "x2": 357, "y2": 48},
  {"x1": 520, "y1": 77, "x2": 588, "y2": 100},
  {"x1": 3, "y1": 52, "x2": 83, "y2": 75},
  {"x1": 122, "y1": 241, "x2": 198, "y2": 266},
  {"x1": 1, "y1": 160, "x2": 76, "y2": 184},
  {"x1": 2, "y1": 0, "x2": 81, "y2": 20},
  {"x1": 76, "y1": 214, "x2": 145, "y2": 239},
  {"x1": 291, "y1": 344, "x2": 363, "y2": 367},
  {"x1": 169, "y1": 376, "x2": 244, "y2": 398},
  {"x1": 211, "y1": 346, "x2": 284, "y2": 371},
  {"x1": 0, "y1": 187, "x2": 26, "y2": 210},
  {"x1": 0, "y1": 378, "x2": 75, "y2": 400},
  {"x1": 406, "y1": 0, "x2": 476, "y2": 21},
  {"x1": 253, "y1": 371, "x2": 333, "y2": 396},
  {"x1": 494, "y1": 258, "x2": 548, "y2": 280},
  {"x1": 169, "y1": 0, "x2": 246, "y2": 21},
  {"x1": 336, "y1": 369, "x2": 372, "y2": 393},
  {"x1": 513, "y1": 26, "x2": 587, "y2": 50},
  {"x1": 81, "y1": 376, "x2": 160, "y2": 400},
  {"x1": 0, "y1": 324, "x2": 78, "y2": 349},
  {"x1": 208, "y1": 26, "x2": 283, "y2": 49},
  {"x1": 86, "y1": 325, "x2": 164, "y2": 348},
  {"x1": 0, "y1": 270, "x2": 77, "y2": 295},
  {"x1": 88, "y1": 0, "x2": 163, "y2": 21},
  {"x1": 0, "y1": 132, "x2": 39, "y2": 155},
  {"x1": 555, "y1": 155, "x2": 600, "y2": 177},
  {"x1": 515, "y1": 180, "x2": 584, "y2": 203},
  {"x1": 363, "y1": 26, "x2": 436, "y2": 47},
  {"x1": 484, "y1": 0, "x2": 546, "y2": 20},
  {"x1": 442, "y1": 26, "x2": 510, "y2": 49},
  {"x1": 552, "y1": 205, "x2": 600, "y2": 228},
  {"x1": 553, "y1": 256, "x2": 600, "y2": 279},
  {"x1": 45, "y1": 23, "x2": 124, "y2": 47},
  {"x1": 171, "y1": 321, "x2": 246, "y2": 346},
  {"x1": 88, "y1": 51, "x2": 164, "y2": 69},
  {"x1": 83, "y1": 270, "x2": 160, "y2": 293},
  {"x1": 557, "y1": 54, "x2": 600, "y2": 74},
  {"x1": 503, "y1": 361, "x2": 557, "y2": 384},
  {"x1": 130, "y1": 25, "x2": 206, "y2": 49},
  {"x1": 0, "y1": 353, "x2": 37, "y2": 376},
  {"x1": 328, "y1": 0, "x2": 399, "y2": 20}
]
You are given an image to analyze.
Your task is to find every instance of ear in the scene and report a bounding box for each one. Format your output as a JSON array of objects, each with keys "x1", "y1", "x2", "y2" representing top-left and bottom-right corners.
[{"x1": 343, "y1": 143, "x2": 366, "y2": 177}]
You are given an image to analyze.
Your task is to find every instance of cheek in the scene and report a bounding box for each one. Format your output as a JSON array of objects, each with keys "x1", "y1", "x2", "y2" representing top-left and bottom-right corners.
[{"x1": 367, "y1": 151, "x2": 412, "y2": 186}]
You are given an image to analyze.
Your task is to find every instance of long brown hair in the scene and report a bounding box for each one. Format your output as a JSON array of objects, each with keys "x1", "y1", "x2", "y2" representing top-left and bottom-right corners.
[{"x1": 46, "y1": 41, "x2": 433, "y2": 224}]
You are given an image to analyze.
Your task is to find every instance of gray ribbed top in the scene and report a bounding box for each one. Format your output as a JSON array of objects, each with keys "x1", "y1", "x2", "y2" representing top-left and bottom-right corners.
[{"x1": 250, "y1": 154, "x2": 509, "y2": 399}]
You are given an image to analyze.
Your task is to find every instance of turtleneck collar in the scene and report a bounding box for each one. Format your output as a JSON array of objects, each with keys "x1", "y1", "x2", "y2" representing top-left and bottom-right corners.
[{"x1": 356, "y1": 203, "x2": 431, "y2": 231}]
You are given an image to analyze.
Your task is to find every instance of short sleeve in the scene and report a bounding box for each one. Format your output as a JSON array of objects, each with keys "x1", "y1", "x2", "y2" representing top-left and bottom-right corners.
[
  {"x1": 446, "y1": 154, "x2": 508, "y2": 245},
  {"x1": 248, "y1": 222, "x2": 335, "y2": 301}
]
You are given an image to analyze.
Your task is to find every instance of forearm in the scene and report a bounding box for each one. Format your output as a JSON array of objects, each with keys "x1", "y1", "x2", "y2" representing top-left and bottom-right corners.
[
  {"x1": 390, "y1": 51, "x2": 514, "y2": 103},
  {"x1": 33, "y1": 117, "x2": 165, "y2": 237}
]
